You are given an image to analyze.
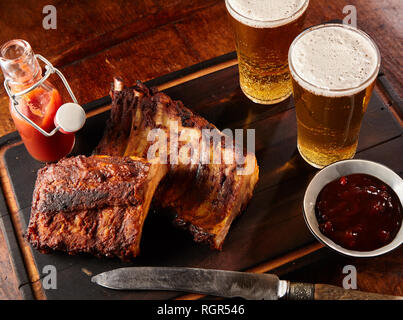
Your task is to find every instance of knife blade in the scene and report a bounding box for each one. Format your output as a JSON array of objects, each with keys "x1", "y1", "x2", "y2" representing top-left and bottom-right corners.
[
  {"x1": 91, "y1": 267, "x2": 288, "y2": 300},
  {"x1": 91, "y1": 266, "x2": 403, "y2": 300}
]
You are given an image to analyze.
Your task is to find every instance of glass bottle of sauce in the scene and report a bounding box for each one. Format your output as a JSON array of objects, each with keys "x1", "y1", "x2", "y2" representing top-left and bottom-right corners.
[{"x1": 0, "y1": 39, "x2": 76, "y2": 162}]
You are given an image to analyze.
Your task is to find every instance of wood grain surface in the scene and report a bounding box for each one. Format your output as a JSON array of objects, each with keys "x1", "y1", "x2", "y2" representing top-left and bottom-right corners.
[{"x1": 0, "y1": 0, "x2": 401, "y2": 299}]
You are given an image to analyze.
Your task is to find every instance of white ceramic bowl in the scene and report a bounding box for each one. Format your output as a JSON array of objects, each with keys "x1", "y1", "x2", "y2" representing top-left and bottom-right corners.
[{"x1": 303, "y1": 159, "x2": 403, "y2": 257}]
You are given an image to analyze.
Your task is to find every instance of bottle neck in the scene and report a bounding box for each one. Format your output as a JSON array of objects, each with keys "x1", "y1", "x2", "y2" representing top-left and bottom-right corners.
[{"x1": 0, "y1": 39, "x2": 42, "y2": 93}]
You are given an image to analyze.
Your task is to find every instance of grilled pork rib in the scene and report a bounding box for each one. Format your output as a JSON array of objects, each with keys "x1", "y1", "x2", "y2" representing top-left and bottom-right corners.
[
  {"x1": 26, "y1": 155, "x2": 166, "y2": 259},
  {"x1": 95, "y1": 78, "x2": 259, "y2": 250}
]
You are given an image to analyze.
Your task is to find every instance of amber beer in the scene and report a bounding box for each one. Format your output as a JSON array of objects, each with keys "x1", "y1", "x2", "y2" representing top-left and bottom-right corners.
[
  {"x1": 288, "y1": 24, "x2": 381, "y2": 168},
  {"x1": 225, "y1": 0, "x2": 309, "y2": 104}
]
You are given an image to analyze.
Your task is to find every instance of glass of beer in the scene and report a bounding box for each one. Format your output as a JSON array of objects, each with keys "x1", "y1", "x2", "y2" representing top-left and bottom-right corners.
[
  {"x1": 225, "y1": 0, "x2": 309, "y2": 104},
  {"x1": 288, "y1": 24, "x2": 381, "y2": 168}
]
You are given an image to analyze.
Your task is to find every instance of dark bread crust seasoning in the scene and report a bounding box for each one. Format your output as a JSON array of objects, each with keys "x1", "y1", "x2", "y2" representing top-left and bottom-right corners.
[
  {"x1": 26, "y1": 155, "x2": 166, "y2": 260},
  {"x1": 96, "y1": 78, "x2": 259, "y2": 250}
]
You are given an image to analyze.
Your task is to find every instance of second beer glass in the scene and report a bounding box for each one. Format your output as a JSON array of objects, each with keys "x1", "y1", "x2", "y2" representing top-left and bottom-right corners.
[
  {"x1": 288, "y1": 24, "x2": 381, "y2": 168},
  {"x1": 226, "y1": 0, "x2": 309, "y2": 104}
]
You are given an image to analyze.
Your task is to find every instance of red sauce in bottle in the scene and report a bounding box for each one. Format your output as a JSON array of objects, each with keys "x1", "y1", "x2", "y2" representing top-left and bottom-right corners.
[
  {"x1": 10, "y1": 85, "x2": 75, "y2": 162},
  {"x1": 315, "y1": 174, "x2": 402, "y2": 251}
]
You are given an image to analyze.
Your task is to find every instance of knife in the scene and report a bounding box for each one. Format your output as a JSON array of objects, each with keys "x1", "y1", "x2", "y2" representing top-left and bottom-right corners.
[{"x1": 91, "y1": 267, "x2": 403, "y2": 300}]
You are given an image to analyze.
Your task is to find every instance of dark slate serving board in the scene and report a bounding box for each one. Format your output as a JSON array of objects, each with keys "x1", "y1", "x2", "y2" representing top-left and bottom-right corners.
[{"x1": 0, "y1": 52, "x2": 402, "y2": 299}]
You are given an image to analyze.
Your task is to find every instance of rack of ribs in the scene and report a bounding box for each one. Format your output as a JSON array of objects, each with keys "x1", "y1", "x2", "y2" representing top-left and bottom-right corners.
[
  {"x1": 95, "y1": 78, "x2": 259, "y2": 250},
  {"x1": 26, "y1": 155, "x2": 166, "y2": 259}
]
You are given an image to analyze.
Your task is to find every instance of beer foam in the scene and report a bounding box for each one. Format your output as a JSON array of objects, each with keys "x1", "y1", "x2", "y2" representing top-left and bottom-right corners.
[
  {"x1": 289, "y1": 25, "x2": 380, "y2": 97},
  {"x1": 226, "y1": 0, "x2": 308, "y2": 28}
]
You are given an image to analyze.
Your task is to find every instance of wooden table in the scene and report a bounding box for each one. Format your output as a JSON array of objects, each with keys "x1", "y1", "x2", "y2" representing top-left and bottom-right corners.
[{"x1": 0, "y1": 0, "x2": 401, "y2": 299}]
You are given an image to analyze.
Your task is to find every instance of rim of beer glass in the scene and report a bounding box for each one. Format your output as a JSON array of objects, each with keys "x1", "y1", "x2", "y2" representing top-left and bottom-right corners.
[
  {"x1": 288, "y1": 23, "x2": 381, "y2": 97},
  {"x1": 225, "y1": 0, "x2": 310, "y2": 28}
]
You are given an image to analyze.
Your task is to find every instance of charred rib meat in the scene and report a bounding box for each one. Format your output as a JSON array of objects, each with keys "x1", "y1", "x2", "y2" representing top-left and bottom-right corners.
[
  {"x1": 95, "y1": 78, "x2": 259, "y2": 250},
  {"x1": 26, "y1": 155, "x2": 166, "y2": 259}
]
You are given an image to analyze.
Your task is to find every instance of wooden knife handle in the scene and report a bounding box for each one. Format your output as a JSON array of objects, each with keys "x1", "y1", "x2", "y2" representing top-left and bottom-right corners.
[
  {"x1": 314, "y1": 284, "x2": 403, "y2": 300},
  {"x1": 286, "y1": 282, "x2": 403, "y2": 300}
]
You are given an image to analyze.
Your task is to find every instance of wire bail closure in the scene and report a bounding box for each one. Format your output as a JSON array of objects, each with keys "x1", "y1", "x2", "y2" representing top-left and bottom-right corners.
[{"x1": 3, "y1": 54, "x2": 79, "y2": 137}]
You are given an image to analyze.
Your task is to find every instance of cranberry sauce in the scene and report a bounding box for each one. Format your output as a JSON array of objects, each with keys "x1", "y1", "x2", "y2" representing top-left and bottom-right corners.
[{"x1": 315, "y1": 174, "x2": 402, "y2": 251}]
